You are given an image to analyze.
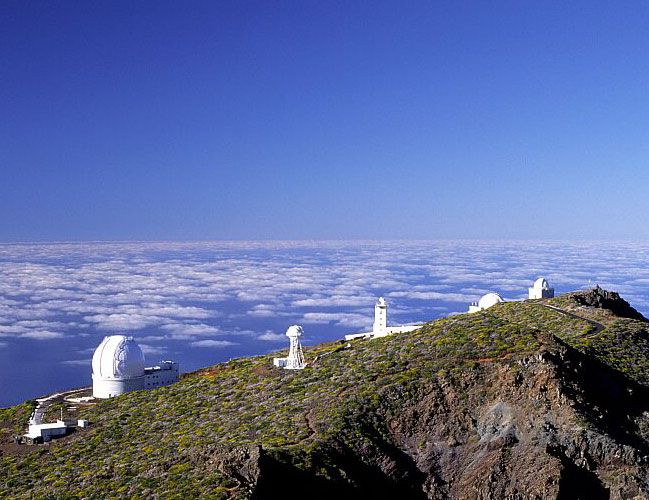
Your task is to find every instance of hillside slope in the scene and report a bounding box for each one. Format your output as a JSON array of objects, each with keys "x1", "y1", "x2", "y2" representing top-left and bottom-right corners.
[{"x1": 2, "y1": 287, "x2": 649, "y2": 499}]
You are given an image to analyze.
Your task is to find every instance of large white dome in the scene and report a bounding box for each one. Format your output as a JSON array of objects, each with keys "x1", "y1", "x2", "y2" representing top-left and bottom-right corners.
[
  {"x1": 533, "y1": 277, "x2": 549, "y2": 290},
  {"x1": 478, "y1": 292, "x2": 504, "y2": 310},
  {"x1": 92, "y1": 335, "x2": 145, "y2": 380}
]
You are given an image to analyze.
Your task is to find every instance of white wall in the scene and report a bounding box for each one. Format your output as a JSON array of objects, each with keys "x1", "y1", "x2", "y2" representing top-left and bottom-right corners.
[{"x1": 92, "y1": 375, "x2": 145, "y2": 399}]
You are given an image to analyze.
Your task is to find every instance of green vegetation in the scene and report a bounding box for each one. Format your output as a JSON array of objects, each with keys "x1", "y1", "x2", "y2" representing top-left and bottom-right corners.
[
  {"x1": 0, "y1": 400, "x2": 36, "y2": 439},
  {"x1": 579, "y1": 319, "x2": 649, "y2": 386},
  {"x1": 1, "y1": 290, "x2": 648, "y2": 498}
]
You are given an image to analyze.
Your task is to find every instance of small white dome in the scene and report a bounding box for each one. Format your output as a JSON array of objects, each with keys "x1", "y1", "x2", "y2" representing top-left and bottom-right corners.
[
  {"x1": 92, "y1": 335, "x2": 145, "y2": 380},
  {"x1": 478, "y1": 292, "x2": 504, "y2": 310},
  {"x1": 286, "y1": 325, "x2": 303, "y2": 338},
  {"x1": 533, "y1": 277, "x2": 549, "y2": 290}
]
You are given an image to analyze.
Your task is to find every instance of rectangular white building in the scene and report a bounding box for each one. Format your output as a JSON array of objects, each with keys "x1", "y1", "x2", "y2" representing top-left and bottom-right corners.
[
  {"x1": 25, "y1": 420, "x2": 75, "y2": 442},
  {"x1": 144, "y1": 361, "x2": 180, "y2": 389}
]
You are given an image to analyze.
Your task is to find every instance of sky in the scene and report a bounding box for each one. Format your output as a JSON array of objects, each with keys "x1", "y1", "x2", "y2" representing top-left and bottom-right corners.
[{"x1": 2, "y1": 1, "x2": 649, "y2": 240}]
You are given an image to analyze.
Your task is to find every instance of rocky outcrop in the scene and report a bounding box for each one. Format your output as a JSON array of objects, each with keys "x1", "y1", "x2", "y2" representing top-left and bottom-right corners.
[
  {"x1": 573, "y1": 286, "x2": 647, "y2": 322},
  {"x1": 190, "y1": 445, "x2": 262, "y2": 496}
]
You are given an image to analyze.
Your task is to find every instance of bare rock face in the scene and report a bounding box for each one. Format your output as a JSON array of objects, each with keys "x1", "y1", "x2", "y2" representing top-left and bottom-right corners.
[{"x1": 190, "y1": 444, "x2": 262, "y2": 495}]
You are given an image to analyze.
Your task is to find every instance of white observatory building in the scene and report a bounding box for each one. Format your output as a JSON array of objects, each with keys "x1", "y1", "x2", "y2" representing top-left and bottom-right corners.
[
  {"x1": 273, "y1": 325, "x2": 306, "y2": 370},
  {"x1": 92, "y1": 336, "x2": 145, "y2": 398},
  {"x1": 373, "y1": 297, "x2": 388, "y2": 336},
  {"x1": 529, "y1": 277, "x2": 554, "y2": 299},
  {"x1": 345, "y1": 297, "x2": 421, "y2": 341},
  {"x1": 92, "y1": 335, "x2": 179, "y2": 399},
  {"x1": 468, "y1": 292, "x2": 505, "y2": 313}
]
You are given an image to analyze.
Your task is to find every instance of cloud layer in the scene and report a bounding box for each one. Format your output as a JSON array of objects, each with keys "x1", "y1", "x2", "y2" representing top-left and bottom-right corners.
[
  {"x1": 2, "y1": 240, "x2": 649, "y2": 406},
  {"x1": 0, "y1": 241, "x2": 648, "y2": 349}
]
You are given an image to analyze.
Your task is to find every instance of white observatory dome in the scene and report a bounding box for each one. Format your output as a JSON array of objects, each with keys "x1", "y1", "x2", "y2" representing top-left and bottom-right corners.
[
  {"x1": 477, "y1": 292, "x2": 505, "y2": 310},
  {"x1": 92, "y1": 335, "x2": 145, "y2": 379},
  {"x1": 92, "y1": 335, "x2": 146, "y2": 398},
  {"x1": 529, "y1": 277, "x2": 555, "y2": 299}
]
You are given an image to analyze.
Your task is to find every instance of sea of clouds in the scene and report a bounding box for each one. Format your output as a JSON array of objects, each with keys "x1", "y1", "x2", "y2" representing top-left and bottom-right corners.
[{"x1": 1, "y1": 240, "x2": 648, "y2": 406}]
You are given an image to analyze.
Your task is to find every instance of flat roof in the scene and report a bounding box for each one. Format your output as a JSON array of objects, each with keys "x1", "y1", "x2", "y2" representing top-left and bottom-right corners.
[{"x1": 30, "y1": 422, "x2": 67, "y2": 430}]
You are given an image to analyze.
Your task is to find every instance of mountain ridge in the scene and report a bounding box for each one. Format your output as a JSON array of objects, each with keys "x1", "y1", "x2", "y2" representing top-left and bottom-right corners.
[{"x1": 2, "y1": 287, "x2": 649, "y2": 499}]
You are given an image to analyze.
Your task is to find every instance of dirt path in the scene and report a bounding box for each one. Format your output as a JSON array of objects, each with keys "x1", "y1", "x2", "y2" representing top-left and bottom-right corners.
[{"x1": 536, "y1": 303, "x2": 605, "y2": 338}]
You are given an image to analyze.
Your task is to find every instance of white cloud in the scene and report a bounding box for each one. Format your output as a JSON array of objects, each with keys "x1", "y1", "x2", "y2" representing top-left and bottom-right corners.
[
  {"x1": 160, "y1": 323, "x2": 220, "y2": 337},
  {"x1": 61, "y1": 359, "x2": 89, "y2": 366},
  {"x1": 76, "y1": 347, "x2": 98, "y2": 354},
  {"x1": 20, "y1": 330, "x2": 64, "y2": 340},
  {"x1": 292, "y1": 295, "x2": 374, "y2": 307},
  {"x1": 245, "y1": 303, "x2": 294, "y2": 319},
  {"x1": 388, "y1": 290, "x2": 476, "y2": 303},
  {"x1": 301, "y1": 312, "x2": 370, "y2": 328},
  {"x1": 139, "y1": 343, "x2": 167, "y2": 356},
  {"x1": 0, "y1": 325, "x2": 28, "y2": 335},
  {"x1": 83, "y1": 313, "x2": 161, "y2": 331},
  {"x1": 136, "y1": 335, "x2": 166, "y2": 342},
  {"x1": 257, "y1": 331, "x2": 286, "y2": 342},
  {"x1": 190, "y1": 340, "x2": 237, "y2": 348},
  {"x1": 15, "y1": 320, "x2": 67, "y2": 329}
]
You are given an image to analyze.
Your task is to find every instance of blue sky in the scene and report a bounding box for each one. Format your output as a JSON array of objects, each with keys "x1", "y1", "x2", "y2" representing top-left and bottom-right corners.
[{"x1": 1, "y1": 1, "x2": 649, "y2": 240}]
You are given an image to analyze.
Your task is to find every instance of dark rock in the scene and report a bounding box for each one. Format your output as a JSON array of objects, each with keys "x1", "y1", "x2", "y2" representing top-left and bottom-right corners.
[{"x1": 574, "y1": 286, "x2": 647, "y2": 321}]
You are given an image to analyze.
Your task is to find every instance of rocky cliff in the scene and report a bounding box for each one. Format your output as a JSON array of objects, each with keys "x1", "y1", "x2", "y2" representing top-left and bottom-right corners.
[{"x1": 2, "y1": 288, "x2": 649, "y2": 499}]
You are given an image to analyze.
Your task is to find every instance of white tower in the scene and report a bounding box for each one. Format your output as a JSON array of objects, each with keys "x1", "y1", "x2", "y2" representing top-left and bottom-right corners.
[
  {"x1": 528, "y1": 277, "x2": 554, "y2": 299},
  {"x1": 284, "y1": 325, "x2": 306, "y2": 370},
  {"x1": 373, "y1": 297, "x2": 388, "y2": 336}
]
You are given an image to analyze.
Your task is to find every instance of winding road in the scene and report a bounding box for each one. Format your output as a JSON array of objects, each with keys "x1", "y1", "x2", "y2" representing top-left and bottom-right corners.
[{"x1": 29, "y1": 387, "x2": 91, "y2": 425}]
